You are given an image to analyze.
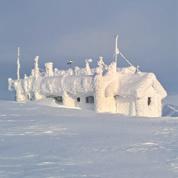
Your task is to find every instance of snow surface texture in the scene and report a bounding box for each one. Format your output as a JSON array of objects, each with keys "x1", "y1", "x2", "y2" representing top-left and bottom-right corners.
[{"x1": 0, "y1": 100, "x2": 177, "y2": 178}]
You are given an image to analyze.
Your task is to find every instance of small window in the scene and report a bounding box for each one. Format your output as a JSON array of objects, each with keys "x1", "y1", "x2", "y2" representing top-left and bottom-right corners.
[
  {"x1": 86, "y1": 96, "x2": 94, "y2": 104},
  {"x1": 77, "y1": 97, "x2": 80, "y2": 102},
  {"x1": 114, "y1": 95, "x2": 120, "y2": 100},
  {"x1": 147, "y1": 97, "x2": 151, "y2": 106},
  {"x1": 54, "y1": 96, "x2": 63, "y2": 103}
]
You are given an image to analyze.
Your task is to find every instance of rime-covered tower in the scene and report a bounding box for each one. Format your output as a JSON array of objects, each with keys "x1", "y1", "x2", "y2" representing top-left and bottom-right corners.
[{"x1": 8, "y1": 48, "x2": 27, "y2": 102}]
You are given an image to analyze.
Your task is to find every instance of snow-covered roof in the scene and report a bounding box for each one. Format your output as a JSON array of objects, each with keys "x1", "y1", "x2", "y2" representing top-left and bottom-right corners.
[
  {"x1": 112, "y1": 66, "x2": 167, "y2": 99},
  {"x1": 40, "y1": 75, "x2": 94, "y2": 97},
  {"x1": 40, "y1": 66, "x2": 167, "y2": 99}
]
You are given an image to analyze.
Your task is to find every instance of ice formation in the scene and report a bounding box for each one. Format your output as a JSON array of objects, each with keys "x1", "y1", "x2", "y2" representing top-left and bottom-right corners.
[{"x1": 8, "y1": 36, "x2": 167, "y2": 117}]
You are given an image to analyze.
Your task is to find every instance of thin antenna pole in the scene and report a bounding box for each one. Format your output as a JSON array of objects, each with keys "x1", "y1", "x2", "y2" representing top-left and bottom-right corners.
[
  {"x1": 17, "y1": 47, "x2": 20, "y2": 80},
  {"x1": 115, "y1": 35, "x2": 119, "y2": 65},
  {"x1": 113, "y1": 34, "x2": 139, "y2": 71}
]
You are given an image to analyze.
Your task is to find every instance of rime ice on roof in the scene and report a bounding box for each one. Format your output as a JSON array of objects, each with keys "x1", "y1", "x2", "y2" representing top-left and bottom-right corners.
[{"x1": 8, "y1": 35, "x2": 167, "y2": 117}]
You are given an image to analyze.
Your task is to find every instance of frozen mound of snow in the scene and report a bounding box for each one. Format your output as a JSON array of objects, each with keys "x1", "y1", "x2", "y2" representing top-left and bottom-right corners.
[{"x1": 35, "y1": 98, "x2": 81, "y2": 109}]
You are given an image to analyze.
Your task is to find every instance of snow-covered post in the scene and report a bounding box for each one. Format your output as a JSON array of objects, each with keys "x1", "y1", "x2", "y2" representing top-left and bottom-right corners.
[
  {"x1": 63, "y1": 91, "x2": 76, "y2": 107},
  {"x1": 34, "y1": 56, "x2": 40, "y2": 79},
  {"x1": 12, "y1": 47, "x2": 27, "y2": 102},
  {"x1": 97, "y1": 56, "x2": 104, "y2": 68},
  {"x1": 8, "y1": 78, "x2": 27, "y2": 102},
  {"x1": 45, "y1": 62, "x2": 54, "y2": 77},
  {"x1": 7, "y1": 48, "x2": 27, "y2": 102},
  {"x1": 94, "y1": 72, "x2": 106, "y2": 112},
  {"x1": 74, "y1": 66, "x2": 80, "y2": 76},
  {"x1": 23, "y1": 74, "x2": 30, "y2": 100},
  {"x1": 97, "y1": 56, "x2": 108, "y2": 73},
  {"x1": 85, "y1": 59, "x2": 92, "y2": 75},
  {"x1": 107, "y1": 62, "x2": 117, "y2": 74},
  {"x1": 95, "y1": 61, "x2": 119, "y2": 113},
  {"x1": 17, "y1": 47, "x2": 21, "y2": 80},
  {"x1": 8, "y1": 78, "x2": 13, "y2": 91},
  {"x1": 33, "y1": 56, "x2": 43, "y2": 100},
  {"x1": 61, "y1": 75, "x2": 75, "y2": 107},
  {"x1": 14, "y1": 80, "x2": 27, "y2": 102}
]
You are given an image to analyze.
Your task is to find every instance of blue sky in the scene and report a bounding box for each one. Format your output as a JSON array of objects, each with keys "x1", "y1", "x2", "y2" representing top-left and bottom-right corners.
[{"x1": 0, "y1": 0, "x2": 177, "y2": 99}]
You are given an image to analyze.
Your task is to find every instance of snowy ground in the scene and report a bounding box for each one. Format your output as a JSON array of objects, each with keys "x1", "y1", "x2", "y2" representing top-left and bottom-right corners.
[{"x1": 0, "y1": 100, "x2": 178, "y2": 178}]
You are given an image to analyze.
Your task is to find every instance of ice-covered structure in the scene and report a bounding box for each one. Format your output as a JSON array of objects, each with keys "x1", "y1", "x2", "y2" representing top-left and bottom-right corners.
[{"x1": 8, "y1": 36, "x2": 167, "y2": 117}]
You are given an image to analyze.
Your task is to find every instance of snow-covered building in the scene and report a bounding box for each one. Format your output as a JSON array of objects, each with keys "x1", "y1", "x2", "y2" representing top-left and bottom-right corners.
[{"x1": 8, "y1": 36, "x2": 167, "y2": 117}]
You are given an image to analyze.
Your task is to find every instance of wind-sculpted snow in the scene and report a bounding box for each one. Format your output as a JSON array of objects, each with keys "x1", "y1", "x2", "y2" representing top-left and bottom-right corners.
[{"x1": 0, "y1": 100, "x2": 177, "y2": 178}]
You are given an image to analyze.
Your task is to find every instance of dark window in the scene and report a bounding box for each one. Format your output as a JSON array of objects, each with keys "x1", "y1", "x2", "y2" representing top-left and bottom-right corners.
[
  {"x1": 86, "y1": 96, "x2": 94, "y2": 104},
  {"x1": 54, "y1": 96, "x2": 63, "y2": 103},
  {"x1": 77, "y1": 97, "x2": 80, "y2": 102},
  {"x1": 114, "y1": 95, "x2": 120, "y2": 100},
  {"x1": 148, "y1": 97, "x2": 151, "y2": 106}
]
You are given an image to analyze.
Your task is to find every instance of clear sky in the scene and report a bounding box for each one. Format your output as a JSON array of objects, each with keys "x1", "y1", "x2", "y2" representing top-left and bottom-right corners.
[{"x1": 0, "y1": 0, "x2": 177, "y2": 99}]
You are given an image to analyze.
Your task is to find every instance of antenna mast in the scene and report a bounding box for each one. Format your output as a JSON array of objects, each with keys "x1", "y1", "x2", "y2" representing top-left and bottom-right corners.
[
  {"x1": 115, "y1": 35, "x2": 119, "y2": 66},
  {"x1": 113, "y1": 34, "x2": 139, "y2": 70},
  {"x1": 17, "y1": 47, "x2": 20, "y2": 80}
]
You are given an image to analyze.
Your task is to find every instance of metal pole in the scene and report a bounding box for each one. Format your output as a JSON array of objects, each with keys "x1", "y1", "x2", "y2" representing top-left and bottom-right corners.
[
  {"x1": 17, "y1": 47, "x2": 20, "y2": 80},
  {"x1": 115, "y1": 35, "x2": 119, "y2": 65}
]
